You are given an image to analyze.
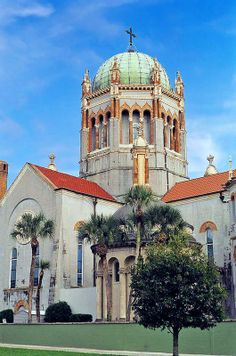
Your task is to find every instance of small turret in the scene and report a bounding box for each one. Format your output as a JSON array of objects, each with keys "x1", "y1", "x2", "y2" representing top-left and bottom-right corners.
[
  {"x1": 229, "y1": 156, "x2": 233, "y2": 180},
  {"x1": 0, "y1": 160, "x2": 8, "y2": 200},
  {"x1": 110, "y1": 57, "x2": 120, "y2": 85},
  {"x1": 175, "y1": 71, "x2": 184, "y2": 97},
  {"x1": 151, "y1": 59, "x2": 161, "y2": 85},
  {"x1": 204, "y1": 155, "x2": 218, "y2": 177},
  {"x1": 82, "y1": 69, "x2": 91, "y2": 97},
  {"x1": 48, "y1": 153, "x2": 57, "y2": 171}
]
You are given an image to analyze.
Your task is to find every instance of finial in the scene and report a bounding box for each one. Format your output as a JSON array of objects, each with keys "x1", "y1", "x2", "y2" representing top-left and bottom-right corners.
[
  {"x1": 84, "y1": 69, "x2": 89, "y2": 81},
  {"x1": 125, "y1": 27, "x2": 136, "y2": 52},
  {"x1": 229, "y1": 155, "x2": 233, "y2": 180},
  {"x1": 48, "y1": 153, "x2": 57, "y2": 171},
  {"x1": 204, "y1": 154, "x2": 218, "y2": 176},
  {"x1": 207, "y1": 154, "x2": 214, "y2": 165}
]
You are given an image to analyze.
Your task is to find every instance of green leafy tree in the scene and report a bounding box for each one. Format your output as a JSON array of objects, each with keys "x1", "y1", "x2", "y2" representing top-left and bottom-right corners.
[
  {"x1": 11, "y1": 213, "x2": 54, "y2": 323},
  {"x1": 36, "y1": 260, "x2": 50, "y2": 323},
  {"x1": 131, "y1": 234, "x2": 226, "y2": 356},
  {"x1": 79, "y1": 214, "x2": 118, "y2": 321}
]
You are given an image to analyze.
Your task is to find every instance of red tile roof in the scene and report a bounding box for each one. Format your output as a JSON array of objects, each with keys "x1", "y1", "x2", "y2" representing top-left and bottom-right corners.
[
  {"x1": 162, "y1": 170, "x2": 236, "y2": 203},
  {"x1": 30, "y1": 164, "x2": 116, "y2": 202}
]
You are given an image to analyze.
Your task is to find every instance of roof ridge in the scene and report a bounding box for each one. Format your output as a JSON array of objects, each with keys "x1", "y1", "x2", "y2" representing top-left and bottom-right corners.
[{"x1": 175, "y1": 168, "x2": 236, "y2": 185}]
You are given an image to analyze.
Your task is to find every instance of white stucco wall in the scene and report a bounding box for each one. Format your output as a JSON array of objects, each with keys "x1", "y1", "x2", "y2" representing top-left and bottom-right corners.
[
  {"x1": 59, "y1": 287, "x2": 96, "y2": 320},
  {"x1": 170, "y1": 193, "x2": 230, "y2": 267}
]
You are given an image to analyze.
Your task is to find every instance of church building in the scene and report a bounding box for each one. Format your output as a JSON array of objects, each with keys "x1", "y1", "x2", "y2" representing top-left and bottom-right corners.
[{"x1": 0, "y1": 33, "x2": 236, "y2": 322}]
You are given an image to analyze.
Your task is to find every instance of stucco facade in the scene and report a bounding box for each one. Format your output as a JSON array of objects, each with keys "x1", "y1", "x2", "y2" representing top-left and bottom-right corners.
[{"x1": 0, "y1": 164, "x2": 121, "y2": 321}]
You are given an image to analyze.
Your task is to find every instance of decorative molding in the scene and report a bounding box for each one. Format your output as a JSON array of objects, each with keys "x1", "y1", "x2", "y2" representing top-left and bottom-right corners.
[{"x1": 199, "y1": 221, "x2": 217, "y2": 233}]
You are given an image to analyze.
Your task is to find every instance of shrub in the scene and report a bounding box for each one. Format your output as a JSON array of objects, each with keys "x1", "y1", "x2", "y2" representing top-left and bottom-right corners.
[
  {"x1": 70, "y1": 313, "x2": 92, "y2": 322},
  {"x1": 0, "y1": 309, "x2": 14, "y2": 323},
  {"x1": 44, "y1": 301, "x2": 72, "y2": 323}
]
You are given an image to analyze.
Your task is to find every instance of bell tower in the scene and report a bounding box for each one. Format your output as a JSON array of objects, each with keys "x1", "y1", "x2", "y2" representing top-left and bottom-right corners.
[{"x1": 79, "y1": 40, "x2": 188, "y2": 201}]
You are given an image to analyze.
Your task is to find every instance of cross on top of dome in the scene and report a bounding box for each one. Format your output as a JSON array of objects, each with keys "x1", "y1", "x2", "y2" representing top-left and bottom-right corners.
[{"x1": 125, "y1": 27, "x2": 136, "y2": 52}]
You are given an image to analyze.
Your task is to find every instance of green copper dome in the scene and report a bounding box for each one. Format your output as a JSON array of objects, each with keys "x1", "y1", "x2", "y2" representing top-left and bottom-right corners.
[{"x1": 92, "y1": 51, "x2": 170, "y2": 92}]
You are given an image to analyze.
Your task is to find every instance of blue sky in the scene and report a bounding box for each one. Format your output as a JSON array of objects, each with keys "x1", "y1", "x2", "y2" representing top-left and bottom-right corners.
[{"x1": 0, "y1": 0, "x2": 236, "y2": 186}]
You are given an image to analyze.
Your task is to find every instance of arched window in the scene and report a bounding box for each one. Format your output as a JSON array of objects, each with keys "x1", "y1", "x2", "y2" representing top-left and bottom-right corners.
[
  {"x1": 77, "y1": 236, "x2": 83, "y2": 286},
  {"x1": 91, "y1": 118, "x2": 96, "y2": 151},
  {"x1": 98, "y1": 115, "x2": 104, "y2": 149},
  {"x1": 106, "y1": 112, "x2": 111, "y2": 147},
  {"x1": 34, "y1": 246, "x2": 39, "y2": 286},
  {"x1": 122, "y1": 110, "x2": 129, "y2": 144},
  {"x1": 232, "y1": 195, "x2": 236, "y2": 222},
  {"x1": 143, "y1": 110, "x2": 151, "y2": 144},
  {"x1": 166, "y1": 116, "x2": 171, "y2": 149},
  {"x1": 133, "y1": 110, "x2": 140, "y2": 141},
  {"x1": 10, "y1": 248, "x2": 17, "y2": 288},
  {"x1": 206, "y1": 228, "x2": 214, "y2": 259},
  {"x1": 173, "y1": 119, "x2": 178, "y2": 152},
  {"x1": 114, "y1": 261, "x2": 120, "y2": 282}
]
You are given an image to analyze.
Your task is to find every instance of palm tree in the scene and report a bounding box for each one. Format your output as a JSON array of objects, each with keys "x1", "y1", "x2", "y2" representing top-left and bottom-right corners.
[
  {"x1": 125, "y1": 185, "x2": 155, "y2": 261},
  {"x1": 11, "y1": 213, "x2": 54, "y2": 323},
  {"x1": 144, "y1": 204, "x2": 187, "y2": 242},
  {"x1": 79, "y1": 214, "x2": 118, "y2": 321},
  {"x1": 36, "y1": 260, "x2": 50, "y2": 323}
]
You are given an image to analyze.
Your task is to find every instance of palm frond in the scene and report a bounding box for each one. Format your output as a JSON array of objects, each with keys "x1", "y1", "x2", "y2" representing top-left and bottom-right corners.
[{"x1": 40, "y1": 260, "x2": 50, "y2": 270}]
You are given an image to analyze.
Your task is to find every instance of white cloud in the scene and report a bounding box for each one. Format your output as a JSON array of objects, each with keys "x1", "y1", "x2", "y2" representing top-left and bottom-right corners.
[{"x1": 0, "y1": 1, "x2": 54, "y2": 24}]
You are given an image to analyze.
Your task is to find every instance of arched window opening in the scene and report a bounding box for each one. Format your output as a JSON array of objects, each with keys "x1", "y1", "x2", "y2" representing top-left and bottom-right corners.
[
  {"x1": 10, "y1": 248, "x2": 17, "y2": 288},
  {"x1": 133, "y1": 110, "x2": 140, "y2": 141},
  {"x1": 77, "y1": 236, "x2": 83, "y2": 286},
  {"x1": 98, "y1": 115, "x2": 104, "y2": 149},
  {"x1": 122, "y1": 110, "x2": 129, "y2": 144},
  {"x1": 166, "y1": 116, "x2": 171, "y2": 149},
  {"x1": 206, "y1": 228, "x2": 214, "y2": 259},
  {"x1": 232, "y1": 195, "x2": 236, "y2": 223},
  {"x1": 91, "y1": 117, "x2": 96, "y2": 151},
  {"x1": 143, "y1": 110, "x2": 151, "y2": 144},
  {"x1": 173, "y1": 119, "x2": 178, "y2": 152},
  {"x1": 114, "y1": 261, "x2": 120, "y2": 282},
  {"x1": 34, "y1": 246, "x2": 40, "y2": 286},
  {"x1": 106, "y1": 112, "x2": 111, "y2": 147}
]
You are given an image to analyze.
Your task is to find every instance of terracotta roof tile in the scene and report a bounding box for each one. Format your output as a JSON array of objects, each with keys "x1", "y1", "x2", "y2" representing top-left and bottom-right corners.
[
  {"x1": 30, "y1": 164, "x2": 116, "y2": 202},
  {"x1": 162, "y1": 170, "x2": 236, "y2": 203}
]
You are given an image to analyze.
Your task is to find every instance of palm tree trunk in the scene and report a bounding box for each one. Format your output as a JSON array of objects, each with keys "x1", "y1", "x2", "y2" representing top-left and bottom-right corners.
[
  {"x1": 135, "y1": 221, "x2": 141, "y2": 263},
  {"x1": 173, "y1": 328, "x2": 179, "y2": 356},
  {"x1": 102, "y1": 256, "x2": 112, "y2": 321},
  {"x1": 36, "y1": 270, "x2": 44, "y2": 323},
  {"x1": 28, "y1": 242, "x2": 37, "y2": 323}
]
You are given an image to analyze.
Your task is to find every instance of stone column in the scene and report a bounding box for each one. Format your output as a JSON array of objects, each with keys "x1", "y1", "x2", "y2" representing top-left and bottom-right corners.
[
  {"x1": 80, "y1": 129, "x2": 89, "y2": 160},
  {"x1": 95, "y1": 124, "x2": 99, "y2": 150},
  {"x1": 96, "y1": 273, "x2": 103, "y2": 321},
  {"x1": 119, "y1": 268, "x2": 126, "y2": 321},
  {"x1": 170, "y1": 125, "x2": 174, "y2": 150},
  {"x1": 154, "y1": 118, "x2": 164, "y2": 151}
]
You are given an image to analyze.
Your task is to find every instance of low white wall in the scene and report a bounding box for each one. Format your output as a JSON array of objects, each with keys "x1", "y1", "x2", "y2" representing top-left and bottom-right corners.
[{"x1": 59, "y1": 287, "x2": 96, "y2": 321}]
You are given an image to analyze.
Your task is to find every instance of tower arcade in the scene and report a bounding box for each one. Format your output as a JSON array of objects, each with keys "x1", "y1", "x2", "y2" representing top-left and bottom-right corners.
[{"x1": 79, "y1": 46, "x2": 188, "y2": 200}]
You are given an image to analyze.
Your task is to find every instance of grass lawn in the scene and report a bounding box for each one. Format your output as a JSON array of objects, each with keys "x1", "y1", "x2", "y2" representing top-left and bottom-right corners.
[{"x1": 0, "y1": 348, "x2": 115, "y2": 356}]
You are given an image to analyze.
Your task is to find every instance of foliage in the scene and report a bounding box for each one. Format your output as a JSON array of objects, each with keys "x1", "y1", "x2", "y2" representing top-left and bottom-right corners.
[
  {"x1": 11, "y1": 212, "x2": 54, "y2": 324},
  {"x1": 131, "y1": 234, "x2": 226, "y2": 356},
  {"x1": 44, "y1": 301, "x2": 72, "y2": 323},
  {"x1": 70, "y1": 313, "x2": 93, "y2": 322},
  {"x1": 0, "y1": 309, "x2": 13, "y2": 323},
  {"x1": 79, "y1": 214, "x2": 119, "y2": 254},
  {"x1": 143, "y1": 204, "x2": 188, "y2": 241},
  {"x1": 11, "y1": 212, "x2": 54, "y2": 244}
]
